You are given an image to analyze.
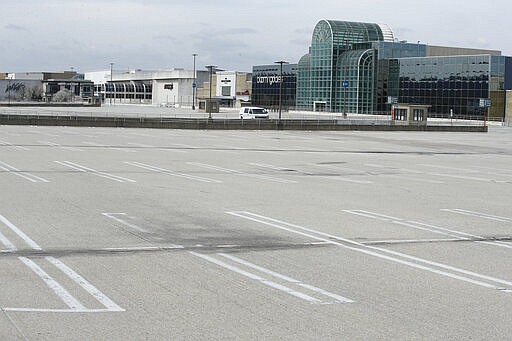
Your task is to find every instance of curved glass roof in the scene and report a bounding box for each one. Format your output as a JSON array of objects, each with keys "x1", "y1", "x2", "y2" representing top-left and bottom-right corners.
[
  {"x1": 298, "y1": 53, "x2": 311, "y2": 67},
  {"x1": 337, "y1": 49, "x2": 374, "y2": 66},
  {"x1": 312, "y1": 20, "x2": 394, "y2": 47}
]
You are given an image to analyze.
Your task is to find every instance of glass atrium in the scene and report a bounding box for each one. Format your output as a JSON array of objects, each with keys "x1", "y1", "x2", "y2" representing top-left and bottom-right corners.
[{"x1": 296, "y1": 20, "x2": 394, "y2": 113}]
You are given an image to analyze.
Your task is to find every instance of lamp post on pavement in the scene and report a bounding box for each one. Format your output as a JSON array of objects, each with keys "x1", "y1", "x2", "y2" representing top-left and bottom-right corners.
[
  {"x1": 109, "y1": 62, "x2": 114, "y2": 105},
  {"x1": 274, "y1": 60, "x2": 288, "y2": 123},
  {"x1": 7, "y1": 74, "x2": 11, "y2": 105},
  {"x1": 205, "y1": 65, "x2": 216, "y2": 119},
  {"x1": 192, "y1": 53, "x2": 197, "y2": 110}
]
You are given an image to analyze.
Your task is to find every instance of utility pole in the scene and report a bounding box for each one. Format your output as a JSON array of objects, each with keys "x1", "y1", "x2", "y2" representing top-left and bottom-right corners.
[
  {"x1": 274, "y1": 60, "x2": 288, "y2": 123},
  {"x1": 109, "y1": 62, "x2": 114, "y2": 105},
  {"x1": 192, "y1": 53, "x2": 197, "y2": 110},
  {"x1": 7, "y1": 75, "x2": 11, "y2": 105},
  {"x1": 205, "y1": 65, "x2": 216, "y2": 119}
]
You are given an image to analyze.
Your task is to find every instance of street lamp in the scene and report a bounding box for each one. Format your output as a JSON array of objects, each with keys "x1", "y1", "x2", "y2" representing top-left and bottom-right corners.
[
  {"x1": 274, "y1": 60, "x2": 288, "y2": 123},
  {"x1": 192, "y1": 53, "x2": 198, "y2": 110},
  {"x1": 109, "y1": 62, "x2": 114, "y2": 105},
  {"x1": 7, "y1": 74, "x2": 11, "y2": 105},
  {"x1": 205, "y1": 65, "x2": 216, "y2": 119}
]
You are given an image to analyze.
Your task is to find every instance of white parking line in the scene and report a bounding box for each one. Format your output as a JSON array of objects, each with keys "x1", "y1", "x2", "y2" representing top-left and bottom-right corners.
[
  {"x1": 126, "y1": 161, "x2": 221, "y2": 183},
  {"x1": 56, "y1": 161, "x2": 136, "y2": 183},
  {"x1": 102, "y1": 213, "x2": 149, "y2": 233},
  {"x1": 0, "y1": 161, "x2": 50, "y2": 183},
  {"x1": 190, "y1": 252, "x2": 323, "y2": 304},
  {"x1": 218, "y1": 253, "x2": 353, "y2": 304},
  {"x1": 127, "y1": 142, "x2": 187, "y2": 153},
  {"x1": 227, "y1": 211, "x2": 512, "y2": 293},
  {"x1": 305, "y1": 163, "x2": 373, "y2": 184},
  {"x1": 83, "y1": 141, "x2": 137, "y2": 153},
  {"x1": 0, "y1": 230, "x2": 17, "y2": 251},
  {"x1": 0, "y1": 214, "x2": 42, "y2": 250},
  {"x1": 417, "y1": 164, "x2": 479, "y2": 173},
  {"x1": 19, "y1": 257, "x2": 87, "y2": 311},
  {"x1": 0, "y1": 139, "x2": 30, "y2": 150},
  {"x1": 248, "y1": 162, "x2": 289, "y2": 171},
  {"x1": 344, "y1": 210, "x2": 512, "y2": 250},
  {"x1": 47, "y1": 257, "x2": 124, "y2": 312},
  {"x1": 365, "y1": 163, "x2": 445, "y2": 183},
  {"x1": 38, "y1": 141, "x2": 83, "y2": 152},
  {"x1": 0, "y1": 214, "x2": 124, "y2": 313},
  {"x1": 188, "y1": 162, "x2": 297, "y2": 183},
  {"x1": 441, "y1": 209, "x2": 512, "y2": 222},
  {"x1": 430, "y1": 172, "x2": 496, "y2": 182}
]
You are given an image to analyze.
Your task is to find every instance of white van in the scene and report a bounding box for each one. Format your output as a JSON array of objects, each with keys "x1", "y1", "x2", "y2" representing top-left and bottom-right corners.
[{"x1": 239, "y1": 107, "x2": 269, "y2": 119}]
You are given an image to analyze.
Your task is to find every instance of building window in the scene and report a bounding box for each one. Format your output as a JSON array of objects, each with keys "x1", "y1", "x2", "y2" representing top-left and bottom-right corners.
[{"x1": 221, "y1": 86, "x2": 231, "y2": 96}]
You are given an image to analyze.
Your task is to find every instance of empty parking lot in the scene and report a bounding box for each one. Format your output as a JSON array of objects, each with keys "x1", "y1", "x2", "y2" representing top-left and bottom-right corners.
[{"x1": 1, "y1": 124, "x2": 511, "y2": 339}]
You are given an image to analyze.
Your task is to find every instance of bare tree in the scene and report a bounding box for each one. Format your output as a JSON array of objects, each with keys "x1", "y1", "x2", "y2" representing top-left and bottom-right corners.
[
  {"x1": 52, "y1": 89, "x2": 74, "y2": 102},
  {"x1": 27, "y1": 85, "x2": 43, "y2": 101}
]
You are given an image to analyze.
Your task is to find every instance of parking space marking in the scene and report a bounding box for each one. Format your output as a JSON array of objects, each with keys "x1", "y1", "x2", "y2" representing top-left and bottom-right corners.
[
  {"x1": 191, "y1": 252, "x2": 330, "y2": 304},
  {"x1": 38, "y1": 141, "x2": 83, "y2": 152},
  {"x1": 0, "y1": 214, "x2": 125, "y2": 313},
  {"x1": 0, "y1": 139, "x2": 30, "y2": 151},
  {"x1": 83, "y1": 141, "x2": 137, "y2": 153},
  {"x1": 250, "y1": 162, "x2": 371, "y2": 184},
  {"x1": 127, "y1": 142, "x2": 187, "y2": 153},
  {"x1": 248, "y1": 162, "x2": 289, "y2": 171},
  {"x1": 47, "y1": 257, "x2": 124, "y2": 312},
  {"x1": 311, "y1": 163, "x2": 375, "y2": 184},
  {"x1": 0, "y1": 161, "x2": 50, "y2": 183},
  {"x1": 0, "y1": 230, "x2": 17, "y2": 251},
  {"x1": 430, "y1": 172, "x2": 499, "y2": 183},
  {"x1": 102, "y1": 213, "x2": 149, "y2": 233},
  {"x1": 0, "y1": 214, "x2": 43, "y2": 250},
  {"x1": 188, "y1": 162, "x2": 297, "y2": 184},
  {"x1": 218, "y1": 253, "x2": 353, "y2": 304},
  {"x1": 344, "y1": 210, "x2": 512, "y2": 250},
  {"x1": 19, "y1": 257, "x2": 87, "y2": 311},
  {"x1": 227, "y1": 211, "x2": 512, "y2": 293},
  {"x1": 417, "y1": 164, "x2": 479, "y2": 173},
  {"x1": 55, "y1": 161, "x2": 136, "y2": 183},
  {"x1": 441, "y1": 209, "x2": 512, "y2": 222},
  {"x1": 365, "y1": 163, "x2": 445, "y2": 183},
  {"x1": 126, "y1": 161, "x2": 221, "y2": 183}
]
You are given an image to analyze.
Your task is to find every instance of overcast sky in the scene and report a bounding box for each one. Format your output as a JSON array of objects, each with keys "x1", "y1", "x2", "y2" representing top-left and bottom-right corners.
[{"x1": 1, "y1": 0, "x2": 510, "y2": 73}]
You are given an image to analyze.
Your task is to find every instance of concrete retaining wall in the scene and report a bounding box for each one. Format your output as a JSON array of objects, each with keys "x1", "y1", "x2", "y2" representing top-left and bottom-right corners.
[{"x1": 0, "y1": 114, "x2": 488, "y2": 132}]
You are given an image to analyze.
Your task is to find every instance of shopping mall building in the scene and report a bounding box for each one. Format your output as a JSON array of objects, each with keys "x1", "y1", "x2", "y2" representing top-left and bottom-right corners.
[{"x1": 254, "y1": 20, "x2": 512, "y2": 120}]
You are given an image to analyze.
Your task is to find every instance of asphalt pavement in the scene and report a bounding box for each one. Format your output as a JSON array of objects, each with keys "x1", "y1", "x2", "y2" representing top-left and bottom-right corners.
[{"x1": 0, "y1": 124, "x2": 511, "y2": 340}]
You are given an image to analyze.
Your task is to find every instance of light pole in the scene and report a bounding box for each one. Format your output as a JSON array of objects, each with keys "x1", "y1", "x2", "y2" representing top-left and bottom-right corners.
[
  {"x1": 205, "y1": 65, "x2": 216, "y2": 119},
  {"x1": 109, "y1": 62, "x2": 114, "y2": 105},
  {"x1": 7, "y1": 75, "x2": 11, "y2": 105},
  {"x1": 274, "y1": 60, "x2": 288, "y2": 123},
  {"x1": 192, "y1": 53, "x2": 198, "y2": 110}
]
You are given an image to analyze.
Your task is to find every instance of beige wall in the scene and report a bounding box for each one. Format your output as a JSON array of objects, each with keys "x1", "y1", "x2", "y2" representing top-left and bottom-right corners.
[
  {"x1": 506, "y1": 91, "x2": 512, "y2": 126},
  {"x1": 196, "y1": 74, "x2": 217, "y2": 101},
  {"x1": 426, "y1": 46, "x2": 501, "y2": 57}
]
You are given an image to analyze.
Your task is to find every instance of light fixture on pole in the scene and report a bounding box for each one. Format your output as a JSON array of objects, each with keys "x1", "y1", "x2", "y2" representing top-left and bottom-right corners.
[
  {"x1": 192, "y1": 53, "x2": 198, "y2": 110},
  {"x1": 7, "y1": 74, "x2": 11, "y2": 105},
  {"x1": 274, "y1": 60, "x2": 288, "y2": 123},
  {"x1": 109, "y1": 62, "x2": 114, "y2": 105},
  {"x1": 205, "y1": 65, "x2": 216, "y2": 119}
]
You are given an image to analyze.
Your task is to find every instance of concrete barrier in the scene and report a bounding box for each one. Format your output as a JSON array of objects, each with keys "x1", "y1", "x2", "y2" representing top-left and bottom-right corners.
[{"x1": 0, "y1": 114, "x2": 488, "y2": 132}]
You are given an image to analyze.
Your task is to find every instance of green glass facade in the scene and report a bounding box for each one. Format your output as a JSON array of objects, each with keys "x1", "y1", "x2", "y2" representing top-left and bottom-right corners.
[
  {"x1": 293, "y1": 19, "x2": 511, "y2": 119},
  {"x1": 397, "y1": 55, "x2": 511, "y2": 119},
  {"x1": 297, "y1": 20, "x2": 394, "y2": 113}
]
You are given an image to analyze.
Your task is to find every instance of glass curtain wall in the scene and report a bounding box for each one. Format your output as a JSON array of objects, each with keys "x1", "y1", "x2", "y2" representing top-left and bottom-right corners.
[
  {"x1": 296, "y1": 54, "x2": 311, "y2": 110},
  {"x1": 297, "y1": 20, "x2": 392, "y2": 113},
  {"x1": 398, "y1": 55, "x2": 493, "y2": 118},
  {"x1": 336, "y1": 49, "x2": 376, "y2": 113}
]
